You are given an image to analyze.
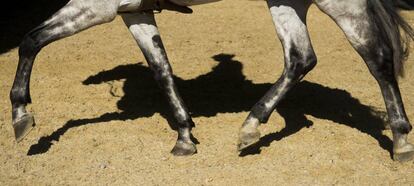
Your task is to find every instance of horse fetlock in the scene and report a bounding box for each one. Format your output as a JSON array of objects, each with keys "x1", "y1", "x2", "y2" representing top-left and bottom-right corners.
[
  {"x1": 10, "y1": 87, "x2": 31, "y2": 105},
  {"x1": 171, "y1": 139, "x2": 197, "y2": 156},
  {"x1": 391, "y1": 120, "x2": 412, "y2": 134}
]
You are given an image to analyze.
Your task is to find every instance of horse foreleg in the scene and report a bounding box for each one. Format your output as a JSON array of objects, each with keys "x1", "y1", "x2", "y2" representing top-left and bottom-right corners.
[
  {"x1": 121, "y1": 12, "x2": 197, "y2": 156},
  {"x1": 314, "y1": 0, "x2": 414, "y2": 162},
  {"x1": 238, "y1": 0, "x2": 316, "y2": 150},
  {"x1": 10, "y1": 0, "x2": 120, "y2": 141}
]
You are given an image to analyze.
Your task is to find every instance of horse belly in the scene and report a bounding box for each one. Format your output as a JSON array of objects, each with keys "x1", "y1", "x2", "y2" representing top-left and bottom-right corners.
[
  {"x1": 119, "y1": 0, "x2": 143, "y2": 12},
  {"x1": 118, "y1": 0, "x2": 221, "y2": 12},
  {"x1": 169, "y1": 0, "x2": 221, "y2": 6}
]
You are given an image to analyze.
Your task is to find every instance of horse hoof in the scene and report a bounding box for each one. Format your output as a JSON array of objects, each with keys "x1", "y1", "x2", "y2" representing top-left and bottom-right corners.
[
  {"x1": 171, "y1": 140, "x2": 197, "y2": 156},
  {"x1": 394, "y1": 151, "x2": 414, "y2": 162},
  {"x1": 237, "y1": 128, "x2": 260, "y2": 151},
  {"x1": 394, "y1": 143, "x2": 414, "y2": 162},
  {"x1": 13, "y1": 113, "x2": 35, "y2": 142}
]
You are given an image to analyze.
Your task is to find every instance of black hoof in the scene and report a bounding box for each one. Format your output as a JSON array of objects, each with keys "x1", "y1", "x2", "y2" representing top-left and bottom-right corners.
[
  {"x1": 238, "y1": 129, "x2": 260, "y2": 151},
  {"x1": 171, "y1": 140, "x2": 197, "y2": 156},
  {"x1": 13, "y1": 113, "x2": 35, "y2": 142},
  {"x1": 394, "y1": 151, "x2": 414, "y2": 162}
]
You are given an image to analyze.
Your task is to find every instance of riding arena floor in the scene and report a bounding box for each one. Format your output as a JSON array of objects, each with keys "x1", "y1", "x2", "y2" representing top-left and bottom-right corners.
[{"x1": 1, "y1": 1, "x2": 414, "y2": 185}]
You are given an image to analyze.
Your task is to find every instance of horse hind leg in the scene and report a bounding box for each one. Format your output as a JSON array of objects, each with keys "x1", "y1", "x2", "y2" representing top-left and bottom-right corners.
[
  {"x1": 314, "y1": 0, "x2": 414, "y2": 161},
  {"x1": 238, "y1": 0, "x2": 316, "y2": 150},
  {"x1": 10, "y1": 0, "x2": 119, "y2": 141}
]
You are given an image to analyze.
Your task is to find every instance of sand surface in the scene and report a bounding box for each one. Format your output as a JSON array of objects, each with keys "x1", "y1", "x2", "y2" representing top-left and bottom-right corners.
[{"x1": 1, "y1": 0, "x2": 414, "y2": 185}]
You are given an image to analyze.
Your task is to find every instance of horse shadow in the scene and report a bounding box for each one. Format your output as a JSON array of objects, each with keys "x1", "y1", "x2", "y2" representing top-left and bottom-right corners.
[
  {"x1": 0, "y1": 0, "x2": 69, "y2": 54},
  {"x1": 27, "y1": 53, "x2": 392, "y2": 156},
  {"x1": 240, "y1": 79, "x2": 391, "y2": 156}
]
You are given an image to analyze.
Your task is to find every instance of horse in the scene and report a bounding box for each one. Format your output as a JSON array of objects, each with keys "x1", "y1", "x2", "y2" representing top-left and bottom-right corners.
[{"x1": 9, "y1": 0, "x2": 414, "y2": 161}]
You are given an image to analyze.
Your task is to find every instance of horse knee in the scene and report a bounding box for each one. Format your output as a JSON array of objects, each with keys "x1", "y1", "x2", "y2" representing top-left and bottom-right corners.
[
  {"x1": 19, "y1": 34, "x2": 41, "y2": 58},
  {"x1": 285, "y1": 47, "x2": 317, "y2": 80},
  {"x1": 364, "y1": 47, "x2": 395, "y2": 81}
]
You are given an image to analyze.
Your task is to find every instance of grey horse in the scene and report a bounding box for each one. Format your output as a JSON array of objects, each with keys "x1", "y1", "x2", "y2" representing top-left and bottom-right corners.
[{"x1": 10, "y1": 0, "x2": 414, "y2": 161}]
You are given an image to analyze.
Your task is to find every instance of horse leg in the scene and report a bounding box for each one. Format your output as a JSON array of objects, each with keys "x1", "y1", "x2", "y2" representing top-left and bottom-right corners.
[
  {"x1": 238, "y1": 0, "x2": 316, "y2": 150},
  {"x1": 121, "y1": 12, "x2": 197, "y2": 156},
  {"x1": 10, "y1": 0, "x2": 120, "y2": 141},
  {"x1": 314, "y1": 0, "x2": 414, "y2": 161}
]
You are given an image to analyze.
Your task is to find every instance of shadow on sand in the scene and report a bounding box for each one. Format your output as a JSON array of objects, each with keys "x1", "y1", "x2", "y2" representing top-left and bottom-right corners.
[
  {"x1": 27, "y1": 54, "x2": 392, "y2": 157},
  {"x1": 0, "y1": 0, "x2": 69, "y2": 54}
]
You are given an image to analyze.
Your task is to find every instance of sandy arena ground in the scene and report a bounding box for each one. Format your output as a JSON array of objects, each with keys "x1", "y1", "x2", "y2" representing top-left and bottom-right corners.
[{"x1": 1, "y1": 0, "x2": 414, "y2": 185}]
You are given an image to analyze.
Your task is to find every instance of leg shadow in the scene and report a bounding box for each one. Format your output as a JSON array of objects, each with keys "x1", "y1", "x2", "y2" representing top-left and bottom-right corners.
[
  {"x1": 240, "y1": 82, "x2": 392, "y2": 157},
  {"x1": 28, "y1": 54, "x2": 266, "y2": 155},
  {"x1": 27, "y1": 53, "x2": 392, "y2": 157}
]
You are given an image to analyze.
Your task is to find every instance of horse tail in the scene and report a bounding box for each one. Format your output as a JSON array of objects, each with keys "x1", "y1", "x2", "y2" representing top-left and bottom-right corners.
[
  {"x1": 367, "y1": 0, "x2": 414, "y2": 77},
  {"x1": 394, "y1": 0, "x2": 414, "y2": 10}
]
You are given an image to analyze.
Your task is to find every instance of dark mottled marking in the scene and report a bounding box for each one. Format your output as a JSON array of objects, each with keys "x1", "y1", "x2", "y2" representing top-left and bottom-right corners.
[
  {"x1": 250, "y1": 42, "x2": 316, "y2": 123},
  {"x1": 121, "y1": 13, "x2": 196, "y2": 155},
  {"x1": 152, "y1": 35, "x2": 165, "y2": 50},
  {"x1": 306, "y1": 0, "x2": 414, "y2": 161},
  {"x1": 10, "y1": 0, "x2": 118, "y2": 142},
  {"x1": 240, "y1": 0, "x2": 414, "y2": 161}
]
